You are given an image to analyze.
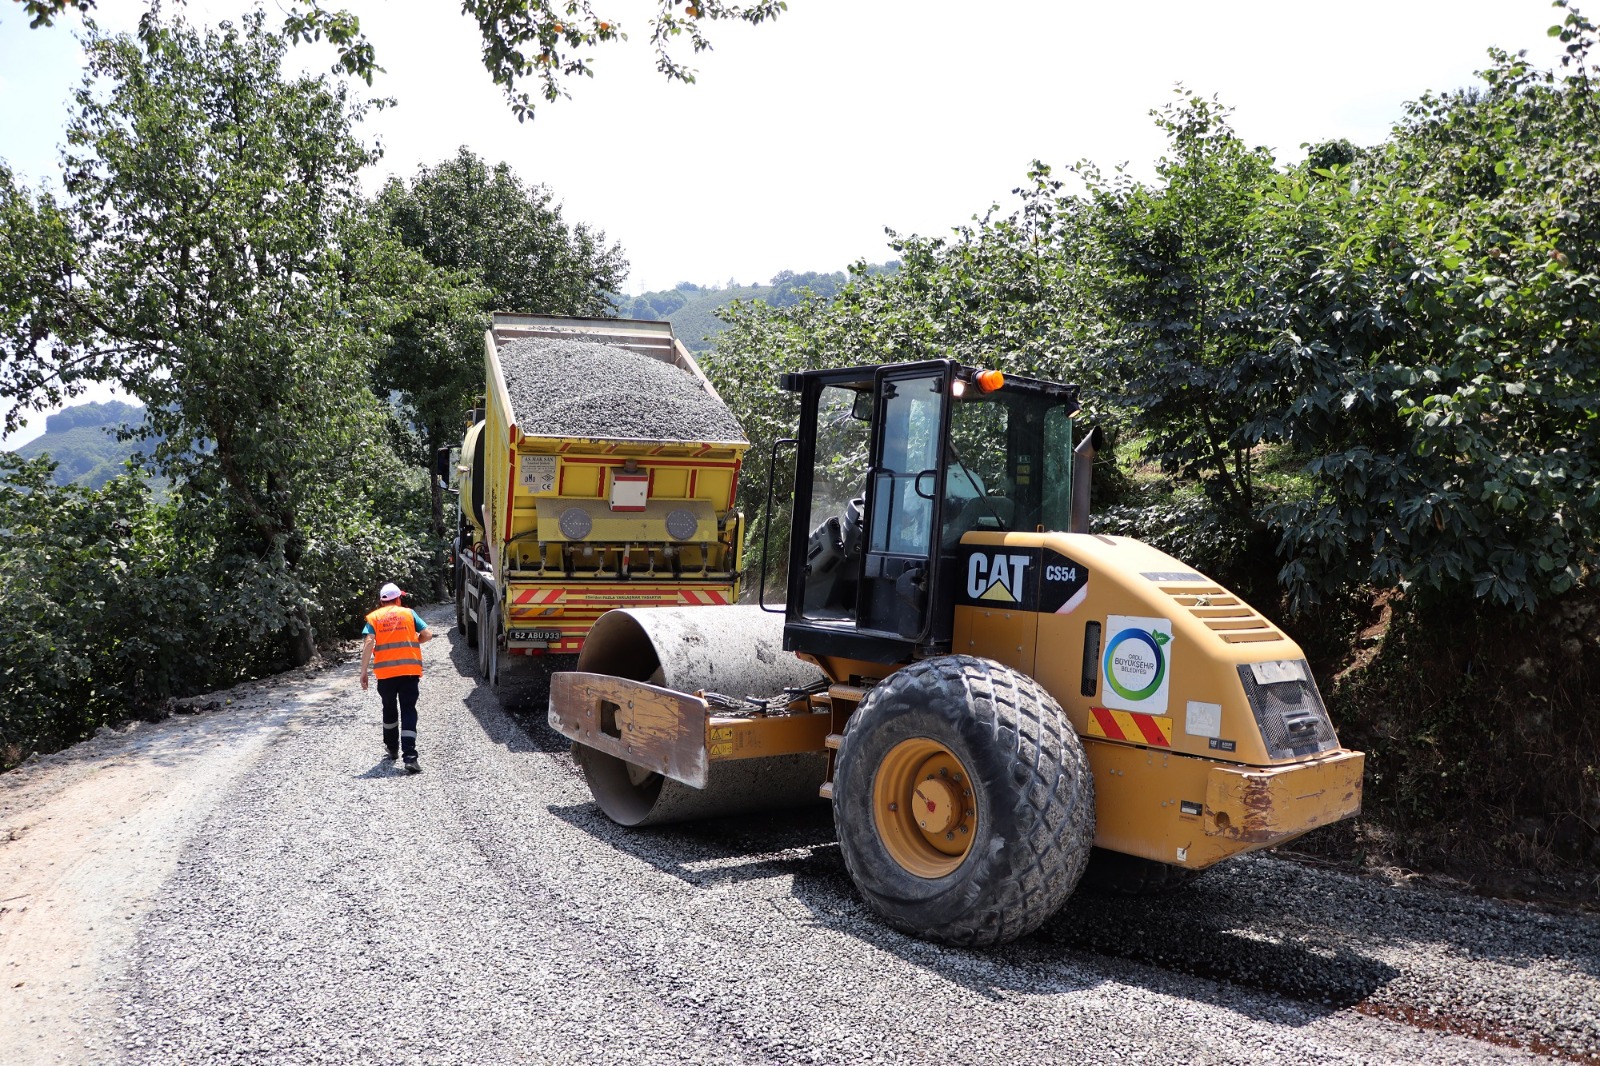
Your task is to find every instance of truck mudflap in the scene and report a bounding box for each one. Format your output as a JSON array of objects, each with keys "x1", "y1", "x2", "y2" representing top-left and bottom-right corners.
[
  {"x1": 1204, "y1": 748, "x2": 1365, "y2": 845},
  {"x1": 549, "y1": 671, "x2": 833, "y2": 789}
]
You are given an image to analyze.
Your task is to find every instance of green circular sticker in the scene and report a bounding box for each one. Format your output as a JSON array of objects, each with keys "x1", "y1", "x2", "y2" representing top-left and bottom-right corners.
[{"x1": 1103, "y1": 628, "x2": 1166, "y2": 702}]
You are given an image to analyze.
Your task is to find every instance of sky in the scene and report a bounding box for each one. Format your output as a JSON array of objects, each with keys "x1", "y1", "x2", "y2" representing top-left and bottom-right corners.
[{"x1": 0, "y1": 0, "x2": 1575, "y2": 446}]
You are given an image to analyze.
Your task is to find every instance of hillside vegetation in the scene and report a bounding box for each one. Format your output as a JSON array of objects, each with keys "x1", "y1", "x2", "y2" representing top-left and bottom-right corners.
[
  {"x1": 10, "y1": 400, "x2": 154, "y2": 489},
  {"x1": 615, "y1": 267, "x2": 894, "y2": 352}
]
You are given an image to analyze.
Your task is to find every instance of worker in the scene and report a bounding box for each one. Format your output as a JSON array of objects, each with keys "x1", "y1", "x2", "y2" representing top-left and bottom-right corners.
[{"x1": 359, "y1": 582, "x2": 434, "y2": 774}]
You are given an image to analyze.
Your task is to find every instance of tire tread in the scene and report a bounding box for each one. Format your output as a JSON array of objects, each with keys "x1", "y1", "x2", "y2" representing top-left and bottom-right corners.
[{"x1": 834, "y1": 655, "x2": 1095, "y2": 947}]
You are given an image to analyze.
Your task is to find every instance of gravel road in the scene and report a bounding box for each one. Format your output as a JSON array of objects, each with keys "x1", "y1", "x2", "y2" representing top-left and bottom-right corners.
[{"x1": 3, "y1": 604, "x2": 1597, "y2": 1065}]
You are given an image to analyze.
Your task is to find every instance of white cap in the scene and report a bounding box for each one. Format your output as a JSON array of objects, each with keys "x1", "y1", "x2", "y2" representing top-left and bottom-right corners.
[{"x1": 379, "y1": 582, "x2": 406, "y2": 602}]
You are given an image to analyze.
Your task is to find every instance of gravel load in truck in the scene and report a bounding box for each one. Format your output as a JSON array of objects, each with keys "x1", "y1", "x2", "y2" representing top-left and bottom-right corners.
[{"x1": 499, "y1": 338, "x2": 747, "y2": 443}]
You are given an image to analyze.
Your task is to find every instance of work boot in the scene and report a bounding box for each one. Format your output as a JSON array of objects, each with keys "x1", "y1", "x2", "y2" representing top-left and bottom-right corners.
[
  {"x1": 384, "y1": 745, "x2": 398, "y2": 762},
  {"x1": 404, "y1": 758, "x2": 421, "y2": 775}
]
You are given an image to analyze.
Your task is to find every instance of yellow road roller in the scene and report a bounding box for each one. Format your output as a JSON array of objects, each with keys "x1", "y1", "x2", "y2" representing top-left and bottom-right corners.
[{"x1": 549, "y1": 359, "x2": 1363, "y2": 946}]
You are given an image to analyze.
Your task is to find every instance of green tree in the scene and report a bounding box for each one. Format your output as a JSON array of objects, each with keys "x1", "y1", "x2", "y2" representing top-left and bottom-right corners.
[
  {"x1": 16, "y1": 0, "x2": 787, "y2": 122},
  {"x1": 0, "y1": 163, "x2": 81, "y2": 433},
  {"x1": 373, "y1": 147, "x2": 628, "y2": 591},
  {"x1": 377, "y1": 148, "x2": 627, "y2": 318},
  {"x1": 0, "y1": 455, "x2": 196, "y2": 762},
  {"x1": 1081, "y1": 94, "x2": 1287, "y2": 528},
  {"x1": 6, "y1": 12, "x2": 427, "y2": 664},
  {"x1": 1270, "y1": 28, "x2": 1600, "y2": 611}
]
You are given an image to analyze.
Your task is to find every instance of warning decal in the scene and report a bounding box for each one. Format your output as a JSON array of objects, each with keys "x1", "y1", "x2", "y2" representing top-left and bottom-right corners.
[{"x1": 1087, "y1": 707, "x2": 1174, "y2": 748}]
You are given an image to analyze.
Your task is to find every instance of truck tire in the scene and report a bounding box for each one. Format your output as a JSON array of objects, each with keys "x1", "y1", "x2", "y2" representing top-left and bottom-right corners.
[
  {"x1": 832, "y1": 655, "x2": 1094, "y2": 947},
  {"x1": 1079, "y1": 848, "x2": 1205, "y2": 896},
  {"x1": 476, "y1": 601, "x2": 495, "y2": 680},
  {"x1": 460, "y1": 576, "x2": 476, "y2": 643},
  {"x1": 454, "y1": 563, "x2": 467, "y2": 636}
]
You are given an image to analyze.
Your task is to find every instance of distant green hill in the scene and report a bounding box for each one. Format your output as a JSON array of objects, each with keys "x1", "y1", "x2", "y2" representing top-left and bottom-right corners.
[
  {"x1": 10, "y1": 400, "x2": 157, "y2": 489},
  {"x1": 615, "y1": 265, "x2": 897, "y2": 353}
]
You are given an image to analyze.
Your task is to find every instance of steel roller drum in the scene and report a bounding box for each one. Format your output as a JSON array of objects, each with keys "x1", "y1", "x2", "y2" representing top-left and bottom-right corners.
[{"x1": 570, "y1": 605, "x2": 830, "y2": 826}]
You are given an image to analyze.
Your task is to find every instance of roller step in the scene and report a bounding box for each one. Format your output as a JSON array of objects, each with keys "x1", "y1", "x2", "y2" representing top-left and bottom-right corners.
[
  {"x1": 819, "y1": 781, "x2": 834, "y2": 801},
  {"x1": 828, "y1": 684, "x2": 870, "y2": 705},
  {"x1": 825, "y1": 733, "x2": 845, "y2": 751}
]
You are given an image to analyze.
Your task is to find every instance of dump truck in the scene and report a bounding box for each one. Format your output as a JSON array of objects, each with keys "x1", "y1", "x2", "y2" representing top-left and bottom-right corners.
[
  {"x1": 548, "y1": 358, "x2": 1364, "y2": 946},
  {"x1": 452, "y1": 314, "x2": 748, "y2": 702}
]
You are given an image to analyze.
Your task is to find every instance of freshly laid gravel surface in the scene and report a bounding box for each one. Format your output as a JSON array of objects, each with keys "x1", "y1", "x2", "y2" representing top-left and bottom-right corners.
[
  {"x1": 499, "y1": 339, "x2": 746, "y2": 443},
  {"x1": 6, "y1": 605, "x2": 1597, "y2": 1064}
]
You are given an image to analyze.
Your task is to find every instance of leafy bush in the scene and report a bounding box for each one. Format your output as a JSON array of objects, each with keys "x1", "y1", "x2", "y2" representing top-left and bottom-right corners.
[{"x1": 0, "y1": 456, "x2": 207, "y2": 763}]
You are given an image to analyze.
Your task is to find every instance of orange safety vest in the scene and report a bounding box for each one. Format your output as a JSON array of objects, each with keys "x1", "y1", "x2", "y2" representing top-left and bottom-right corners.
[{"x1": 367, "y1": 605, "x2": 424, "y2": 679}]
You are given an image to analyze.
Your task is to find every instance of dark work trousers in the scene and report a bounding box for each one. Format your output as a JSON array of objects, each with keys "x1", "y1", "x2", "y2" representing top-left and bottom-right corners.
[{"x1": 376, "y1": 675, "x2": 421, "y2": 762}]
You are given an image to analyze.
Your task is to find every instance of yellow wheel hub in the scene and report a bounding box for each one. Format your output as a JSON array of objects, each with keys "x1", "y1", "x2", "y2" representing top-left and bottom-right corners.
[{"x1": 872, "y1": 738, "x2": 977, "y2": 879}]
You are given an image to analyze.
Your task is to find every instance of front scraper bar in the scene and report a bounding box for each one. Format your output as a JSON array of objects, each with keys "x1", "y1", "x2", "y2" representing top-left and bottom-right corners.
[{"x1": 548, "y1": 672, "x2": 834, "y2": 789}]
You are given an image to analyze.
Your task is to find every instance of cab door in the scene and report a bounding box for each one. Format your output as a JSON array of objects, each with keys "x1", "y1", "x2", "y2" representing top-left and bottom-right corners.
[{"x1": 858, "y1": 364, "x2": 951, "y2": 640}]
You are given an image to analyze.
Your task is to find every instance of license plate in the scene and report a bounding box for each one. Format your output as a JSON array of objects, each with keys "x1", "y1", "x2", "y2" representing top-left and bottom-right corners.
[{"x1": 510, "y1": 629, "x2": 562, "y2": 643}]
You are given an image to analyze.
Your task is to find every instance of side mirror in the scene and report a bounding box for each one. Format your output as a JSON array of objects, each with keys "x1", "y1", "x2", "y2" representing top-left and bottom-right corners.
[
  {"x1": 851, "y1": 390, "x2": 873, "y2": 422},
  {"x1": 434, "y1": 447, "x2": 451, "y2": 480}
]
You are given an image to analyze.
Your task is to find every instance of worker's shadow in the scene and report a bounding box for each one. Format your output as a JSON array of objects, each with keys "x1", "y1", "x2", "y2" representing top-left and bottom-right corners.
[
  {"x1": 352, "y1": 758, "x2": 413, "y2": 780},
  {"x1": 548, "y1": 797, "x2": 1400, "y2": 1019}
]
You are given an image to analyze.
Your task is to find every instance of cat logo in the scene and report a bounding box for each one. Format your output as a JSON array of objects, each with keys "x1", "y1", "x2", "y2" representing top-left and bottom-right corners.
[{"x1": 967, "y1": 553, "x2": 1032, "y2": 603}]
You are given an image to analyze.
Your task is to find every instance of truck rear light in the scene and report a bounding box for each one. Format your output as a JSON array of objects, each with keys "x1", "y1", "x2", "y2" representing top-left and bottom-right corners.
[
  {"x1": 666, "y1": 508, "x2": 698, "y2": 540},
  {"x1": 560, "y1": 508, "x2": 593, "y2": 539}
]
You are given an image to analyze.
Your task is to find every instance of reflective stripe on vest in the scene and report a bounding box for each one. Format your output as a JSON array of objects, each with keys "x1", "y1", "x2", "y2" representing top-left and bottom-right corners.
[{"x1": 366, "y1": 605, "x2": 423, "y2": 678}]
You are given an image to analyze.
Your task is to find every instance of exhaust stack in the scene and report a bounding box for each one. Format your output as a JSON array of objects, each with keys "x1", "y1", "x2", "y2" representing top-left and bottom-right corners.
[{"x1": 1070, "y1": 425, "x2": 1105, "y2": 534}]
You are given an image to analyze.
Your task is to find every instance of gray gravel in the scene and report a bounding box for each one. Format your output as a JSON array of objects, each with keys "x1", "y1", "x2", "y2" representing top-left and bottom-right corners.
[
  {"x1": 499, "y1": 339, "x2": 746, "y2": 443},
  {"x1": 100, "y1": 604, "x2": 1598, "y2": 1064}
]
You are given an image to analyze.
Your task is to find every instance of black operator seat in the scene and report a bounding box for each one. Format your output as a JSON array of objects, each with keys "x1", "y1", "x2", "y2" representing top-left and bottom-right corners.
[{"x1": 802, "y1": 495, "x2": 866, "y2": 617}]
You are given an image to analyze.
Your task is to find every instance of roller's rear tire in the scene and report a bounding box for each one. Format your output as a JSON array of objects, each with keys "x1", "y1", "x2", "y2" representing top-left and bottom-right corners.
[
  {"x1": 1079, "y1": 848, "x2": 1205, "y2": 895},
  {"x1": 832, "y1": 655, "x2": 1094, "y2": 947}
]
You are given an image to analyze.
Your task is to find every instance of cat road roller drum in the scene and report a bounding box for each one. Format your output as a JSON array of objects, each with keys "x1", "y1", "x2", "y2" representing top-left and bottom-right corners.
[{"x1": 550, "y1": 606, "x2": 831, "y2": 826}]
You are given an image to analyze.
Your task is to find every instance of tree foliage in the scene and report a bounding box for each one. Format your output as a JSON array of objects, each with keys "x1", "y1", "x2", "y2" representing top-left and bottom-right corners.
[
  {"x1": 377, "y1": 148, "x2": 627, "y2": 321},
  {"x1": 372, "y1": 146, "x2": 628, "y2": 587},
  {"x1": 1263, "y1": 30, "x2": 1600, "y2": 611},
  {"x1": 711, "y1": 17, "x2": 1600, "y2": 618},
  {"x1": 1082, "y1": 94, "x2": 1285, "y2": 525},
  {"x1": 0, "y1": 455, "x2": 195, "y2": 760},
  {"x1": 61, "y1": 13, "x2": 430, "y2": 663},
  {"x1": 2, "y1": 12, "x2": 434, "y2": 678},
  {"x1": 16, "y1": 0, "x2": 787, "y2": 122},
  {"x1": 0, "y1": 164, "x2": 81, "y2": 431}
]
